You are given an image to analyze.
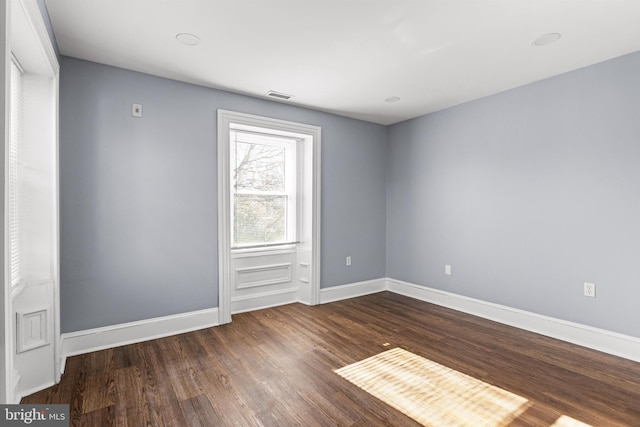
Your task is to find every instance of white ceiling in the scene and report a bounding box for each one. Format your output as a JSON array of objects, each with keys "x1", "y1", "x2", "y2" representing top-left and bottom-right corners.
[{"x1": 45, "y1": 0, "x2": 640, "y2": 125}]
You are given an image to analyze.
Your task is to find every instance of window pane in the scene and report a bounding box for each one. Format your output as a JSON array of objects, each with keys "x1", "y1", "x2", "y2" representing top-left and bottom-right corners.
[
  {"x1": 234, "y1": 141, "x2": 285, "y2": 192},
  {"x1": 234, "y1": 194, "x2": 287, "y2": 245},
  {"x1": 10, "y1": 61, "x2": 22, "y2": 287}
]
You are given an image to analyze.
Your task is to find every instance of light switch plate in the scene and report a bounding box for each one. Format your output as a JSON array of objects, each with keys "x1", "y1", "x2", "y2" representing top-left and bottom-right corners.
[{"x1": 132, "y1": 103, "x2": 143, "y2": 118}]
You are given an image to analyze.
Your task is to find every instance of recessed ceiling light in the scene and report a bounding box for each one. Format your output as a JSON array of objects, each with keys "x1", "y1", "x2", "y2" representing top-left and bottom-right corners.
[
  {"x1": 176, "y1": 33, "x2": 201, "y2": 46},
  {"x1": 385, "y1": 96, "x2": 400, "y2": 103},
  {"x1": 532, "y1": 33, "x2": 561, "y2": 47}
]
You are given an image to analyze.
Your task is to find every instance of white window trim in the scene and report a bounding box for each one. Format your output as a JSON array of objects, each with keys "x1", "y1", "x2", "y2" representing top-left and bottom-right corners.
[
  {"x1": 217, "y1": 110, "x2": 321, "y2": 324},
  {"x1": 4, "y1": 0, "x2": 60, "y2": 403}
]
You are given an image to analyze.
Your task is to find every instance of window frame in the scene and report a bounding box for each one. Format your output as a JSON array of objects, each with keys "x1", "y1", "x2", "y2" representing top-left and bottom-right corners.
[
  {"x1": 217, "y1": 109, "x2": 322, "y2": 323},
  {"x1": 229, "y1": 126, "x2": 299, "y2": 249}
]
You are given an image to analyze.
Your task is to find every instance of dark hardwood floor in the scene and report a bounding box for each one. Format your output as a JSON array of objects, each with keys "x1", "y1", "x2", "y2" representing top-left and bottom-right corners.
[{"x1": 22, "y1": 292, "x2": 640, "y2": 426}]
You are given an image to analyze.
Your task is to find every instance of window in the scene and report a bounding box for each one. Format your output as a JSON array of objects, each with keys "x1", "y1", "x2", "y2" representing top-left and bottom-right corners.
[
  {"x1": 9, "y1": 58, "x2": 23, "y2": 287},
  {"x1": 230, "y1": 129, "x2": 297, "y2": 248}
]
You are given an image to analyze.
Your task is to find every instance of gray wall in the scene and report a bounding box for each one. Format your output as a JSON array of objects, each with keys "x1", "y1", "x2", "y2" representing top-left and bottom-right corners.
[
  {"x1": 387, "y1": 51, "x2": 640, "y2": 338},
  {"x1": 60, "y1": 57, "x2": 387, "y2": 333},
  {"x1": 59, "y1": 47, "x2": 640, "y2": 337}
]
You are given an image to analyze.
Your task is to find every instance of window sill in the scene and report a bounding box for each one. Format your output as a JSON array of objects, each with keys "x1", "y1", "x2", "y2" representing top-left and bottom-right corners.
[{"x1": 231, "y1": 243, "x2": 297, "y2": 258}]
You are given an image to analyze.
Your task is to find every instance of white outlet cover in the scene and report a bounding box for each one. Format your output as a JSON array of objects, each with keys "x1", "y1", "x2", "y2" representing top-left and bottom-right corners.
[
  {"x1": 445, "y1": 264, "x2": 452, "y2": 275},
  {"x1": 584, "y1": 282, "x2": 596, "y2": 298}
]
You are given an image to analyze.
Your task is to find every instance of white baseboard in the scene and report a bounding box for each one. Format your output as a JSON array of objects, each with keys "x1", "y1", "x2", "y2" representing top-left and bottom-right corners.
[
  {"x1": 231, "y1": 287, "x2": 298, "y2": 314},
  {"x1": 60, "y1": 307, "x2": 219, "y2": 373},
  {"x1": 387, "y1": 278, "x2": 640, "y2": 363},
  {"x1": 10, "y1": 370, "x2": 21, "y2": 404},
  {"x1": 58, "y1": 277, "x2": 640, "y2": 378},
  {"x1": 320, "y1": 278, "x2": 387, "y2": 304},
  {"x1": 15, "y1": 380, "x2": 56, "y2": 404}
]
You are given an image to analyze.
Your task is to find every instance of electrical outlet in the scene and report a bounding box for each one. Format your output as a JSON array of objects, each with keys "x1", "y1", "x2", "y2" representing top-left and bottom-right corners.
[
  {"x1": 584, "y1": 282, "x2": 596, "y2": 298},
  {"x1": 346, "y1": 256, "x2": 351, "y2": 266},
  {"x1": 445, "y1": 264, "x2": 452, "y2": 275}
]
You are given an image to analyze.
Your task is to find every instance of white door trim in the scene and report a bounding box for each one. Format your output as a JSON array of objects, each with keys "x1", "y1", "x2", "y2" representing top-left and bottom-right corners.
[{"x1": 217, "y1": 110, "x2": 321, "y2": 324}]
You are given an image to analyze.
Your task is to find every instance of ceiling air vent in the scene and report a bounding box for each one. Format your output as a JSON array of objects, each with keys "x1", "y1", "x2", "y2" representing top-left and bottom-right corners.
[{"x1": 266, "y1": 90, "x2": 293, "y2": 100}]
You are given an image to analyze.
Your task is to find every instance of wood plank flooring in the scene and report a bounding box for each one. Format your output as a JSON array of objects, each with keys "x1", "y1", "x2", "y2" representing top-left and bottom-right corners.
[{"x1": 22, "y1": 292, "x2": 640, "y2": 426}]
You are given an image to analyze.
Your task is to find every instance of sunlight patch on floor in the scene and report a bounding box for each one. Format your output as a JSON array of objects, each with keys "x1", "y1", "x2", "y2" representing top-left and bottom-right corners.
[
  {"x1": 551, "y1": 416, "x2": 593, "y2": 427},
  {"x1": 335, "y1": 347, "x2": 592, "y2": 427}
]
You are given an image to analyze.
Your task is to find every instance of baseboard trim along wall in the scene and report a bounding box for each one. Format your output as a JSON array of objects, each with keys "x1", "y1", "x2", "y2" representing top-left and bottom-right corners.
[
  {"x1": 385, "y1": 278, "x2": 640, "y2": 363},
  {"x1": 319, "y1": 278, "x2": 387, "y2": 304},
  {"x1": 60, "y1": 307, "x2": 219, "y2": 373},
  {"x1": 231, "y1": 287, "x2": 298, "y2": 315},
  {"x1": 60, "y1": 276, "x2": 640, "y2": 376},
  {"x1": 16, "y1": 381, "x2": 56, "y2": 405}
]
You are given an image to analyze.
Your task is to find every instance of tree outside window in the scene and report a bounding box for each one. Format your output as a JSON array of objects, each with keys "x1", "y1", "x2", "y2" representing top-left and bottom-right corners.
[{"x1": 231, "y1": 130, "x2": 297, "y2": 247}]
